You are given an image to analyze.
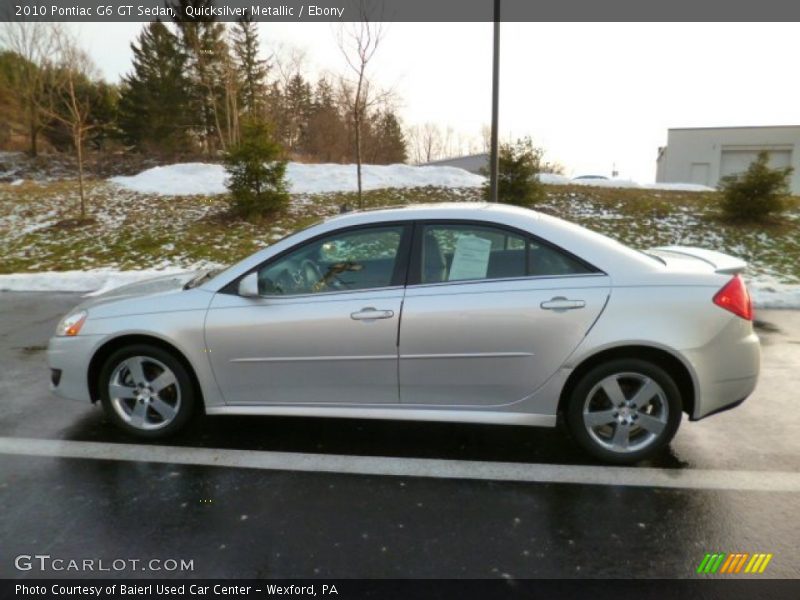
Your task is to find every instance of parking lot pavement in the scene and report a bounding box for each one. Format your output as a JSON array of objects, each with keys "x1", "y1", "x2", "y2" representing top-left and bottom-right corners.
[{"x1": 0, "y1": 292, "x2": 799, "y2": 578}]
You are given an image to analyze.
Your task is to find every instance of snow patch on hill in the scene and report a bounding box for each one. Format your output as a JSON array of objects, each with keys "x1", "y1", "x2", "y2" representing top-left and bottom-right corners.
[
  {"x1": 109, "y1": 162, "x2": 486, "y2": 196},
  {"x1": 109, "y1": 162, "x2": 713, "y2": 196},
  {"x1": 538, "y1": 172, "x2": 714, "y2": 192}
]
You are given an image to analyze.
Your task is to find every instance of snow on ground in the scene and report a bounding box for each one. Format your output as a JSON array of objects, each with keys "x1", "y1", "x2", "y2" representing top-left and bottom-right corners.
[
  {"x1": 0, "y1": 268, "x2": 797, "y2": 308},
  {"x1": 551, "y1": 176, "x2": 714, "y2": 192},
  {"x1": 110, "y1": 163, "x2": 227, "y2": 196},
  {"x1": 538, "y1": 173, "x2": 573, "y2": 185},
  {"x1": 110, "y1": 162, "x2": 486, "y2": 196},
  {"x1": 748, "y1": 275, "x2": 800, "y2": 309},
  {"x1": 0, "y1": 268, "x2": 195, "y2": 295},
  {"x1": 640, "y1": 182, "x2": 715, "y2": 192},
  {"x1": 109, "y1": 161, "x2": 712, "y2": 196}
]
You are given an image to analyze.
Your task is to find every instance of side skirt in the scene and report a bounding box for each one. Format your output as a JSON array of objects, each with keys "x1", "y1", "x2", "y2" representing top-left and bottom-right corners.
[{"x1": 205, "y1": 405, "x2": 557, "y2": 427}]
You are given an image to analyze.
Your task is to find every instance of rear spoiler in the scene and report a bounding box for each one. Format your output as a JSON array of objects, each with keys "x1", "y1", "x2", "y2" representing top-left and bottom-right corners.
[{"x1": 648, "y1": 246, "x2": 747, "y2": 275}]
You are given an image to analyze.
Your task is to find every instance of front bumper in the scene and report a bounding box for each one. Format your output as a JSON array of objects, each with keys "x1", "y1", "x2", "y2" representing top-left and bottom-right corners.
[{"x1": 47, "y1": 334, "x2": 103, "y2": 403}]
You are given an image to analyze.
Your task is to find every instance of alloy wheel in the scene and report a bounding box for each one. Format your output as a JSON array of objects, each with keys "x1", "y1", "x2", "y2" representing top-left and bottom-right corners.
[
  {"x1": 581, "y1": 372, "x2": 669, "y2": 453},
  {"x1": 108, "y1": 355, "x2": 182, "y2": 431}
]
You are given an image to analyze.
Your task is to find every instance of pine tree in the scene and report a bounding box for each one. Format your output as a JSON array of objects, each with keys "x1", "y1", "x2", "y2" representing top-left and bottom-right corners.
[
  {"x1": 118, "y1": 21, "x2": 192, "y2": 155},
  {"x1": 87, "y1": 80, "x2": 119, "y2": 151},
  {"x1": 224, "y1": 116, "x2": 289, "y2": 219},
  {"x1": 484, "y1": 136, "x2": 546, "y2": 206},
  {"x1": 283, "y1": 73, "x2": 312, "y2": 154},
  {"x1": 305, "y1": 77, "x2": 347, "y2": 162},
  {"x1": 0, "y1": 51, "x2": 33, "y2": 150},
  {"x1": 264, "y1": 80, "x2": 286, "y2": 146},
  {"x1": 171, "y1": 0, "x2": 233, "y2": 153},
  {"x1": 367, "y1": 110, "x2": 407, "y2": 164},
  {"x1": 231, "y1": 14, "x2": 268, "y2": 117},
  {"x1": 719, "y1": 151, "x2": 792, "y2": 221}
]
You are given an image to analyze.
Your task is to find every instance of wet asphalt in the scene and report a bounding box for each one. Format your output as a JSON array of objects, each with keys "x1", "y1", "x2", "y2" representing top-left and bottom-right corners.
[{"x1": 0, "y1": 292, "x2": 799, "y2": 579}]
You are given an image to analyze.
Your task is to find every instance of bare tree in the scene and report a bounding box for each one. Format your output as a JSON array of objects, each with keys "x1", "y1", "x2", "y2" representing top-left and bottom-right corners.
[
  {"x1": 0, "y1": 22, "x2": 56, "y2": 157},
  {"x1": 271, "y1": 42, "x2": 308, "y2": 90},
  {"x1": 420, "y1": 123, "x2": 442, "y2": 163},
  {"x1": 336, "y1": 1, "x2": 385, "y2": 208},
  {"x1": 480, "y1": 124, "x2": 492, "y2": 154},
  {"x1": 405, "y1": 125, "x2": 422, "y2": 164},
  {"x1": 222, "y1": 50, "x2": 241, "y2": 148},
  {"x1": 408, "y1": 122, "x2": 486, "y2": 164},
  {"x1": 37, "y1": 29, "x2": 98, "y2": 219}
]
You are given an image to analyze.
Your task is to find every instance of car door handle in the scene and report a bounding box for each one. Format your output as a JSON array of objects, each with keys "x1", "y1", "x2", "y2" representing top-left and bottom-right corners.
[
  {"x1": 540, "y1": 297, "x2": 586, "y2": 310},
  {"x1": 350, "y1": 307, "x2": 395, "y2": 320}
]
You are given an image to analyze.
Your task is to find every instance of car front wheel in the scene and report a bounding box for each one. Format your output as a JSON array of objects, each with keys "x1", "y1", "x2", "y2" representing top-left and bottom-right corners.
[
  {"x1": 566, "y1": 359, "x2": 682, "y2": 464},
  {"x1": 98, "y1": 344, "x2": 196, "y2": 438}
]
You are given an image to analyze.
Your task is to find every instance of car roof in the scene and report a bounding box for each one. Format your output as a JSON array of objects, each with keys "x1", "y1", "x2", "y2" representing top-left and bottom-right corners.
[{"x1": 322, "y1": 202, "x2": 542, "y2": 226}]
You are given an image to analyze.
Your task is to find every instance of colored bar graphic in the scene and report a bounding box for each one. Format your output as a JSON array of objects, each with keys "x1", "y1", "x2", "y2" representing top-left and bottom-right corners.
[
  {"x1": 697, "y1": 554, "x2": 712, "y2": 574},
  {"x1": 759, "y1": 554, "x2": 773, "y2": 573},
  {"x1": 710, "y1": 553, "x2": 726, "y2": 573},
  {"x1": 734, "y1": 553, "x2": 749, "y2": 573},
  {"x1": 698, "y1": 553, "x2": 726, "y2": 574},
  {"x1": 720, "y1": 554, "x2": 736, "y2": 573},
  {"x1": 703, "y1": 552, "x2": 773, "y2": 575}
]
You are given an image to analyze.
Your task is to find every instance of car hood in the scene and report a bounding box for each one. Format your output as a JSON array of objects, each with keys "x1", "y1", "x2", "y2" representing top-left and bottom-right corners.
[{"x1": 75, "y1": 271, "x2": 200, "y2": 311}]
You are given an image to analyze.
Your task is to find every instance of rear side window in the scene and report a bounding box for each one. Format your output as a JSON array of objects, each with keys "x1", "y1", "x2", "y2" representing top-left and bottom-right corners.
[
  {"x1": 528, "y1": 240, "x2": 595, "y2": 276},
  {"x1": 419, "y1": 223, "x2": 595, "y2": 284}
]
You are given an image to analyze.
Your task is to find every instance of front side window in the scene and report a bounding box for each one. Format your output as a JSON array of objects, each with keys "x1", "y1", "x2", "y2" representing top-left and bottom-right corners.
[
  {"x1": 257, "y1": 226, "x2": 405, "y2": 295},
  {"x1": 419, "y1": 223, "x2": 595, "y2": 284}
]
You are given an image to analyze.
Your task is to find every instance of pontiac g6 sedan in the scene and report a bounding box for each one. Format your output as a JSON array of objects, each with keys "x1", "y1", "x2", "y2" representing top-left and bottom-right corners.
[{"x1": 48, "y1": 203, "x2": 760, "y2": 463}]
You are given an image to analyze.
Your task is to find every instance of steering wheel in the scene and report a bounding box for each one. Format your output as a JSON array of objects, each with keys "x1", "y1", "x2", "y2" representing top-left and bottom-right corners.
[{"x1": 299, "y1": 259, "x2": 325, "y2": 291}]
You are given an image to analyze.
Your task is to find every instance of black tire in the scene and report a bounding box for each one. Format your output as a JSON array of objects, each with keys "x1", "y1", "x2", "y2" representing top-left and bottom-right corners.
[
  {"x1": 565, "y1": 358, "x2": 682, "y2": 464},
  {"x1": 98, "y1": 343, "x2": 196, "y2": 438}
]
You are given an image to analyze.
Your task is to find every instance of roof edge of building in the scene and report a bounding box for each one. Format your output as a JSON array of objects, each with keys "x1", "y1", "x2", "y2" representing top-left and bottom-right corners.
[{"x1": 668, "y1": 125, "x2": 800, "y2": 132}]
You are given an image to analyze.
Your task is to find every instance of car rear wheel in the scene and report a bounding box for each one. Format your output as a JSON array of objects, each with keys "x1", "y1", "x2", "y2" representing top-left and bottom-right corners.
[
  {"x1": 565, "y1": 359, "x2": 682, "y2": 464},
  {"x1": 98, "y1": 344, "x2": 195, "y2": 438}
]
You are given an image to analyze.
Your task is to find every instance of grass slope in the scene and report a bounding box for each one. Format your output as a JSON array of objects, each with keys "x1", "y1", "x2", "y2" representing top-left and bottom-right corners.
[{"x1": 0, "y1": 179, "x2": 798, "y2": 285}]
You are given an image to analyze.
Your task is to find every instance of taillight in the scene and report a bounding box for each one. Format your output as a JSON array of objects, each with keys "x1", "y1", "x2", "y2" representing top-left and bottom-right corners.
[{"x1": 713, "y1": 275, "x2": 753, "y2": 321}]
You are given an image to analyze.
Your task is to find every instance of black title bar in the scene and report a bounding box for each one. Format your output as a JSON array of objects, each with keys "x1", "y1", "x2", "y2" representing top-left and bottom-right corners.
[{"x1": 2, "y1": 0, "x2": 800, "y2": 22}]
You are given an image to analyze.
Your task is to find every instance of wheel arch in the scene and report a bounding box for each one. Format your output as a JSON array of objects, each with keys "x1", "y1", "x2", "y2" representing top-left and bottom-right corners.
[
  {"x1": 558, "y1": 344, "x2": 696, "y2": 417},
  {"x1": 87, "y1": 334, "x2": 205, "y2": 411}
]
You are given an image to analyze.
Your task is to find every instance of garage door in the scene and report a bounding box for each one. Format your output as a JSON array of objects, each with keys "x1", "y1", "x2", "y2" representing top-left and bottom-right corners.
[
  {"x1": 689, "y1": 163, "x2": 710, "y2": 185},
  {"x1": 720, "y1": 149, "x2": 792, "y2": 178}
]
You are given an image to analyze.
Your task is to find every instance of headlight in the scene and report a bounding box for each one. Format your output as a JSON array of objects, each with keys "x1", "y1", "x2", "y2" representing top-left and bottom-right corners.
[{"x1": 55, "y1": 310, "x2": 88, "y2": 337}]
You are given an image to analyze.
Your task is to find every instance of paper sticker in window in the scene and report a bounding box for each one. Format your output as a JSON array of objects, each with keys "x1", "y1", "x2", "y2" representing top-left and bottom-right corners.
[{"x1": 448, "y1": 235, "x2": 492, "y2": 281}]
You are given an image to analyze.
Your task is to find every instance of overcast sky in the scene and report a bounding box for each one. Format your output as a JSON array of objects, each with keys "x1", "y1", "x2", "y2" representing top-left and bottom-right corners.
[{"x1": 72, "y1": 22, "x2": 800, "y2": 182}]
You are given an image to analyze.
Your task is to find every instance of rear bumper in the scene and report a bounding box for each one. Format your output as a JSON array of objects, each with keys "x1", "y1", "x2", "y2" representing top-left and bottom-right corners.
[
  {"x1": 47, "y1": 335, "x2": 102, "y2": 403},
  {"x1": 683, "y1": 325, "x2": 760, "y2": 420}
]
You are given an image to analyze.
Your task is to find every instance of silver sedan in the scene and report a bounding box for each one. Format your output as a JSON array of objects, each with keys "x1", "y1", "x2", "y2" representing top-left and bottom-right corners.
[{"x1": 48, "y1": 203, "x2": 760, "y2": 463}]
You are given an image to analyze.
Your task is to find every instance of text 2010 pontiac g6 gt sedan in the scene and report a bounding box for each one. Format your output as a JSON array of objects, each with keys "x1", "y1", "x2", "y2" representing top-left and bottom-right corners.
[{"x1": 48, "y1": 203, "x2": 760, "y2": 463}]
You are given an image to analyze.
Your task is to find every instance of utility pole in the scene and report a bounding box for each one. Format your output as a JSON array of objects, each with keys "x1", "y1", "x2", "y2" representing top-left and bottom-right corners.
[{"x1": 488, "y1": 0, "x2": 501, "y2": 203}]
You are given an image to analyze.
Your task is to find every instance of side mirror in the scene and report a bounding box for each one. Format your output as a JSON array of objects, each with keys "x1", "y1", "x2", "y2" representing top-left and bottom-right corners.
[{"x1": 238, "y1": 272, "x2": 260, "y2": 298}]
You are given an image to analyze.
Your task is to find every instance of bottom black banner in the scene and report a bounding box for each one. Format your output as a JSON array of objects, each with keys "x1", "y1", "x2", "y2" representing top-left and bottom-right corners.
[{"x1": 3, "y1": 579, "x2": 799, "y2": 600}]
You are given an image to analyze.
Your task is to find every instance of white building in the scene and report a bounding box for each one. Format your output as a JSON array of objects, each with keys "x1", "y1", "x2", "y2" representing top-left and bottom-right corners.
[{"x1": 656, "y1": 126, "x2": 800, "y2": 193}]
